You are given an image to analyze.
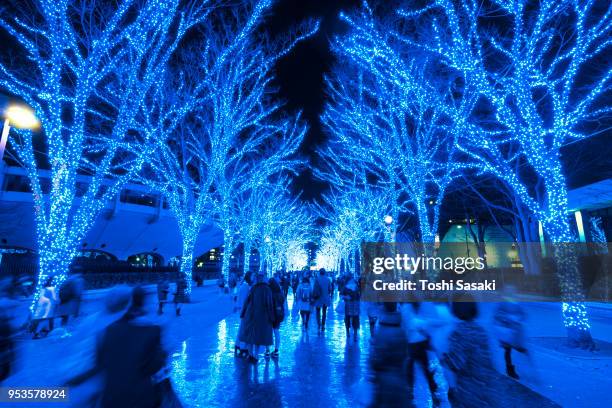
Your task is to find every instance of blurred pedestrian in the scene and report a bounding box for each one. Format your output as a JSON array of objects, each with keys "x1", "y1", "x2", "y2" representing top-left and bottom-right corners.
[
  {"x1": 157, "y1": 280, "x2": 170, "y2": 315},
  {"x1": 235, "y1": 273, "x2": 252, "y2": 357},
  {"x1": 342, "y1": 276, "x2": 360, "y2": 341},
  {"x1": 31, "y1": 277, "x2": 57, "y2": 338},
  {"x1": 313, "y1": 268, "x2": 332, "y2": 333},
  {"x1": 281, "y1": 272, "x2": 290, "y2": 299},
  {"x1": 268, "y1": 278, "x2": 285, "y2": 358},
  {"x1": 96, "y1": 286, "x2": 176, "y2": 408},
  {"x1": 291, "y1": 273, "x2": 299, "y2": 298},
  {"x1": 401, "y1": 302, "x2": 450, "y2": 406},
  {"x1": 57, "y1": 274, "x2": 85, "y2": 326},
  {"x1": 368, "y1": 302, "x2": 410, "y2": 407},
  {"x1": 444, "y1": 300, "x2": 499, "y2": 408},
  {"x1": 295, "y1": 277, "x2": 313, "y2": 332},
  {"x1": 0, "y1": 279, "x2": 17, "y2": 383},
  {"x1": 174, "y1": 277, "x2": 189, "y2": 316},
  {"x1": 240, "y1": 273, "x2": 274, "y2": 364},
  {"x1": 65, "y1": 285, "x2": 132, "y2": 406},
  {"x1": 493, "y1": 286, "x2": 527, "y2": 379}
]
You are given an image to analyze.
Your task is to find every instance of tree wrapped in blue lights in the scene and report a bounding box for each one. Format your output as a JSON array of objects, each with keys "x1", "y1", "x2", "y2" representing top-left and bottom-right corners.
[
  {"x1": 197, "y1": 5, "x2": 316, "y2": 280},
  {"x1": 0, "y1": 0, "x2": 209, "y2": 307},
  {"x1": 234, "y1": 178, "x2": 312, "y2": 276},
  {"x1": 140, "y1": 0, "x2": 314, "y2": 285},
  {"x1": 315, "y1": 177, "x2": 395, "y2": 276},
  {"x1": 396, "y1": 0, "x2": 611, "y2": 346},
  {"x1": 322, "y1": 13, "x2": 465, "y2": 245}
]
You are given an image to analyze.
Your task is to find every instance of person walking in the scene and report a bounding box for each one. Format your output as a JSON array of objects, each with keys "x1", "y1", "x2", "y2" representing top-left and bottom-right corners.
[
  {"x1": 493, "y1": 291, "x2": 527, "y2": 379},
  {"x1": 291, "y1": 273, "x2": 299, "y2": 299},
  {"x1": 157, "y1": 280, "x2": 170, "y2": 315},
  {"x1": 295, "y1": 277, "x2": 313, "y2": 332},
  {"x1": 341, "y1": 276, "x2": 360, "y2": 341},
  {"x1": 280, "y1": 273, "x2": 290, "y2": 299},
  {"x1": 268, "y1": 278, "x2": 285, "y2": 358},
  {"x1": 240, "y1": 273, "x2": 274, "y2": 364},
  {"x1": 368, "y1": 302, "x2": 411, "y2": 407},
  {"x1": 95, "y1": 287, "x2": 173, "y2": 408},
  {"x1": 31, "y1": 277, "x2": 57, "y2": 338},
  {"x1": 401, "y1": 302, "x2": 450, "y2": 407},
  {"x1": 173, "y1": 277, "x2": 189, "y2": 316},
  {"x1": 444, "y1": 300, "x2": 501, "y2": 408},
  {"x1": 313, "y1": 268, "x2": 332, "y2": 333},
  {"x1": 64, "y1": 285, "x2": 132, "y2": 407},
  {"x1": 235, "y1": 273, "x2": 252, "y2": 357}
]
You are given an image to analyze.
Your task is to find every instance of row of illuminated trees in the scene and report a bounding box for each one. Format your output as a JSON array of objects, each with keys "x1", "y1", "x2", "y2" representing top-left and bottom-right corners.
[
  {"x1": 315, "y1": 0, "x2": 610, "y2": 348},
  {"x1": 0, "y1": 0, "x2": 314, "y2": 300}
]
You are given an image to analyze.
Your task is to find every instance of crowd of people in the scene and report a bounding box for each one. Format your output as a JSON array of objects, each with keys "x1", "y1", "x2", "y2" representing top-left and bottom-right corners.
[
  {"x1": 0, "y1": 267, "x2": 536, "y2": 408},
  {"x1": 231, "y1": 267, "x2": 532, "y2": 407}
]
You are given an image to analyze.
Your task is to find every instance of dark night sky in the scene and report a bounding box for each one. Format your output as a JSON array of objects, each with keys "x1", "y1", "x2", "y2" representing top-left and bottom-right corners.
[{"x1": 265, "y1": 0, "x2": 361, "y2": 201}]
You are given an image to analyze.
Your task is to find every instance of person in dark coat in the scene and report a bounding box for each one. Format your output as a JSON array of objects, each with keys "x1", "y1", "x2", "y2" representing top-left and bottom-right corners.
[
  {"x1": 157, "y1": 280, "x2": 170, "y2": 315},
  {"x1": 268, "y1": 278, "x2": 285, "y2": 358},
  {"x1": 57, "y1": 274, "x2": 85, "y2": 326},
  {"x1": 342, "y1": 276, "x2": 360, "y2": 341},
  {"x1": 240, "y1": 273, "x2": 274, "y2": 363},
  {"x1": 313, "y1": 268, "x2": 332, "y2": 333},
  {"x1": 96, "y1": 287, "x2": 168, "y2": 408},
  {"x1": 368, "y1": 302, "x2": 410, "y2": 408},
  {"x1": 173, "y1": 277, "x2": 189, "y2": 316},
  {"x1": 0, "y1": 304, "x2": 15, "y2": 383},
  {"x1": 493, "y1": 287, "x2": 527, "y2": 379},
  {"x1": 444, "y1": 301, "x2": 499, "y2": 408}
]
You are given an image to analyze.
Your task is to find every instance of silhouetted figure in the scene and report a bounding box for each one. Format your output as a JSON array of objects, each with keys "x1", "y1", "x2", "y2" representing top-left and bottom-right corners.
[
  {"x1": 494, "y1": 290, "x2": 527, "y2": 380},
  {"x1": 157, "y1": 280, "x2": 170, "y2": 315},
  {"x1": 96, "y1": 287, "x2": 168, "y2": 408},
  {"x1": 65, "y1": 285, "x2": 132, "y2": 407},
  {"x1": 31, "y1": 277, "x2": 57, "y2": 338},
  {"x1": 313, "y1": 268, "x2": 332, "y2": 333},
  {"x1": 0, "y1": 310, "x2": 13, "y2": 383},
  {"x1": 268, "y1": 278, "x2": 285, "y2": 358},
  {"x1": 240, "y1": 273, "x2": 274, "y2": 363},
  {"x1": 235, "y1": 272, "x2": 252, "y2": 357},
  {"x1": 174, "y1": 278, "x2": 189, "y2": 316},
  {"x1": 57, "y1": 274, "x2": 84, "y2": 325},
  {"x1": 295, "y1": 277, "x2": 313, "y2": 331},
  {"x1": 368, "y1": 302, "x2": 410, "y2": 407},
  {"x1": 342, "y1": 276, "x2": 360, "y2": 341},
  {"x1": 402, "y1": 302, "x2": 445, "y2": 406},
  {"x1": 445, "y1": 301, "x2": 499, "y2": 408},
  {"x1": 280, "y1": 273, "x2": 290, "y2": 299}
]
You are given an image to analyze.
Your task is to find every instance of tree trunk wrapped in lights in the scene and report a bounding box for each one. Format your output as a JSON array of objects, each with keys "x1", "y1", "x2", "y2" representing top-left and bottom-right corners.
[{"x1": 0, "y1": 0, "x2": 211, "y2": 309}]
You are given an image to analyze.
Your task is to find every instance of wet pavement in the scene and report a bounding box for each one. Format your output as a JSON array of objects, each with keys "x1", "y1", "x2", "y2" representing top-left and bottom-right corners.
[
  {"x1": 3, "y1": 286, "x2": 588, "y2": 407},
  {"x1": 168, "y1": 293, "x2": 378, "y2": 408}
]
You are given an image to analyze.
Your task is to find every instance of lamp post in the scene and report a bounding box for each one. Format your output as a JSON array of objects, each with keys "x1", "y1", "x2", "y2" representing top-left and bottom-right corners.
[{"x1": 1, "y1": 104, "x2": 40, "y2": 162}]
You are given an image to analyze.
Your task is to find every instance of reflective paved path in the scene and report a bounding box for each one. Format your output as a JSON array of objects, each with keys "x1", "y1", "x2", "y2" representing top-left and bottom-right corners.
[
  {"x1": 168, "y1": 293, "x2": 380, "y2": 408},
  {"x1": 5, "y1": 286, "x2": 596, "y2": 407}
]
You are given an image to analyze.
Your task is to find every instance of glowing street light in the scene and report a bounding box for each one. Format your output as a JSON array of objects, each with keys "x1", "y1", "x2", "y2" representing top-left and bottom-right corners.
[
  {"x1": 384, "y1": 215, "x2": 393, "y2": 225},
  {"x1": 1, "y1": 104, "x2": 40, "y2": 162}
]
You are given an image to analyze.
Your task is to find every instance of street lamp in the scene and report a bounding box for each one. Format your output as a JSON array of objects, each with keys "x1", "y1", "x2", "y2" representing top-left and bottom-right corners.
[
  {"x1": 1, "y1": 104, "x2": 40, "y2": 162},
  {"x1": 384, "y1": 215, "x2": 393, "y2": 225}
]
